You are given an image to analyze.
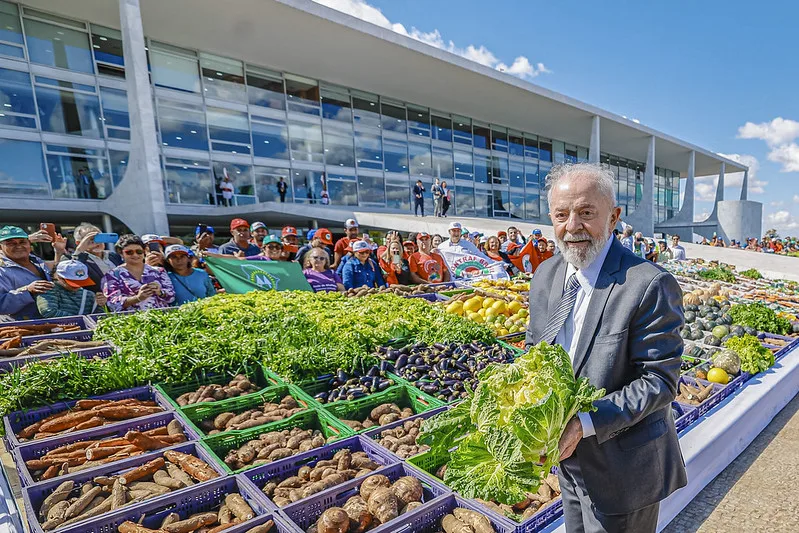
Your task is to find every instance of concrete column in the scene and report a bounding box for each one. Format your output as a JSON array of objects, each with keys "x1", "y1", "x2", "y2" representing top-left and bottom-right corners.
[
  {"x1": 683, "y1": 150, "x2": 695, "y2": 219},
  {"x1": 715, "y1": 162, "x2": 725, "y2": 205},
  {"x1": 622, "y1": 136, "x2": 655, "y2": 236},
  {"x1": 740, "y1": 169, "x2": 749, "y2": 201},
  {"x1": 103, "y1": 0, "x2": 169, "y2": 235},
  {"x1": 589, "y1": 116, "x2": 600, "y2": 163},
  {"x1": 102, "y1": 214, "x2": 113, "y2": 233}
]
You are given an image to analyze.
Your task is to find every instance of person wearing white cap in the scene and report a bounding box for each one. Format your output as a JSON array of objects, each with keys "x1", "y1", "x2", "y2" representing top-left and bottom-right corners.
[
  {"x1": 333, "y1": 218, "x2": 360, "y2": 269},
  {"x1": 341, "y1": 239, "x2": 386, "y2": 290},
  {"x1": 436, "y1": 221, "x2": 508, "y2": 279},
  {"x1": 36, "y1": 260, "x2": 107, "y2": 317},
  {"x1": 164, "y1": 245, "x2": 216, "y2": 305}
]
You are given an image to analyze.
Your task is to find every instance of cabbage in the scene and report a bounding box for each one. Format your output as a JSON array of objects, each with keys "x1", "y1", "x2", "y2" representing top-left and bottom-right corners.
[
  {"x1": 712, "y1": 349, "x2": 741, "y2": 375},
  {"x1": 419, "y1": 342, "x2": 604, "y2": 504}
]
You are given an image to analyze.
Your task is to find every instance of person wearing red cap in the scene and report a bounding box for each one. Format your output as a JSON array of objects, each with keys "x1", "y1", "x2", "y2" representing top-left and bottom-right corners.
[
  {"x1": 402, "y1": 240, "x2": 416, "y2": 260},
  {"x1": 296, "y1": 228, "x2": 334, "y2": 266},
  {"x1": 281, "y1": 226, "x2": 299, "y2": 261},
  {"x1": 219, "y1": 219, "x2": 261, "y2": 257},
  {"x1": 333, "y1": 218, "x2": 360, "y2": 269},
  {"x1": 497, "y1": 231, "x2": 508, "y2": 246},
  {"x1": 409, "y1": 233, "x2": 449, "y2": 284},
  {"x1": 37, "y1": 260, "x2": 107, "y2": 317}
]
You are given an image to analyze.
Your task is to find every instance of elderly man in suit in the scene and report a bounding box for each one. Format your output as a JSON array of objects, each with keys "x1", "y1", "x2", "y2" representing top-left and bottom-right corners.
[{"x1": 525, "y1": 163, "x2": 686, "y2": 533}]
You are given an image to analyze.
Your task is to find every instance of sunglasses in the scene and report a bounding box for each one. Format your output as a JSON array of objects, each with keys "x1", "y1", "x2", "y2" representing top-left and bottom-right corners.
[
  {"x1": 266, "y1": 244, "x2": 282, "y2": 250},
  {"x1": 310, "y1": 256, "x2": 326, "y2": 261},
  {"x1": 123, "y1": 249, "x2": 144, "y2": 255}
]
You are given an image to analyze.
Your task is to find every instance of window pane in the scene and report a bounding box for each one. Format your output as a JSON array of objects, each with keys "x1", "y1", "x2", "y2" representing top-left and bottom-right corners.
[
  {"x1": 473, "y1": 122, "x2": 489, "y2": 149},
  {"x1": 212, "y1": 162, "x2": 254, "y2": 203},
  {"x1": 491, "y1": 126, "x2": 508, "y2": 152},
  {"x1": 324, "y1": 128, "x2": 355, "y2": 167},
  {"x1": 100, "y1": 87, "x2": 129, "y2": 129},
  {"x1": 524, "y1": 134, "x2": 539, "y2": 159},
  {"x1": 158, "y1": 100, "x2": 208, "y2": 150},
  {"x1": 25, "y1": 18, "x2": 93, "y2": 73},
  {"x1": 47, "y1": 149, "x2": 111, "y2": 199},
  {"x1": 252, "y1": 117, "x2": 289, "y2": 159},
  {"x1": 254, "y1": 166, "x2": 290, "y2": 203},
  {"x1": 474, "y1": 154, "x2": 489, "y2": 184},
  {"x1": 408, "y1": 142, "x2": 432, "y2": 177},
  {"x1": 355, "y1": 131, "x2": 382, "y2": 170},
  {"x1": 321, "y1": 86, "x2": 352, "y2": 122},
  {"x1": 150, "y1": 44, "x2": 200, "y2": 93},
  {"x1": 384, "y1": 139, "x2": 408, "y2": 173},
  {"x1": 289, "y1": 120, "x2": 323, "y2": 163},
  {"x1": 492, "y1": 189, "x2": 510, "y2": 215},
  {"x1": 352, "y1": 93, "x2": 380, "y2": 128},
  {"x1": 36, "y1": 86, "x2": 103, "y2": 137},
  {"x1": 525, "y1": 162, "x2": 538, "y2": 188},
  {"x1": 0, "y1": 1, "x2": 23, "y2": 45},
  {"x1": 510, "y1": 193, "x2": 524, "y2": 219},
  {"x1": 207, "y1": 106, "x2": 250, "y2": 147},
  {"x1": 565, "y1": 144, "x2": 578, "y2": 163},
  {"x1": 454, "y1": 150, "x2": 473, "y2": 181},
  {"x1": 358, "y1": 174, "x2": 385, "y2": 205},
  {"x1": 325, "y1": 172, "x2": 358, "y2": 206},
  {"x1": 475, "y1": 189, "x2": 491, "y2": 217},
  {"x1": 553, "y1": 140, "x2": 565, "y2": 164},
  {"x1": 408, "y1": 105, "x2": 430, "y2": 138},
  {"x1": 539, "y1": 139, "x2": 552, "y2": 162},
  {"x1": 510, "y1": 161, "x2": 524, "y2": 188},
  {"x1": 0, "y1": 42, "x2": 23, "y2": 58},
  {"x1": 246, "y1": 67, "x2": 285, "y2": 110},
  {"x1": 432, "y1": 147, "x2": 453, "y2": 181},
  {"x1": 431, "y1": 113, "x2": 452, "y2": 142},
  {"x1": 165, "y1": 163, "x2": 214, "y2": 205},
  {"x1": 386, "y1": 181, "x2": 410, "y2": 211},
  {"x1": 0, "y1": 68, "x2": 35, "y2": 116},
  {"x1": 491, "y1": 156, "x2": 508, "y2": 185},
  {"x1": 0, "y1": 139, "x2": 48, "y2": 196},
  {"x1": 292, "y1": 169, "x2": 324, "y2": 203},
  {"x1": 525, "y1": 191, "x2": 540, "y2": 219},
  {"x1": 108, "y1": 149, "x2": 128, "y2": 186},
  {"x1": 455, "y1": 185, "x2": 474, "y2": 216},
  {"x1": 285, "y1": 74, "x2": 319, "y2": 115},
  {"x1": 200, "y1": 53, "x2": 246, "y2": 102},
  {"x1": 453, "y1": 115, "x2": 472, "y2": 145},
  {"x1": 509, "y1": 131, "x2": 524, "y2": 157},
  {"x1": 381, "y1": 101, "x2": 406, "y2": 133},
  {"x1": 91, "y1": 25, "x2": 124, "y2": 77}
]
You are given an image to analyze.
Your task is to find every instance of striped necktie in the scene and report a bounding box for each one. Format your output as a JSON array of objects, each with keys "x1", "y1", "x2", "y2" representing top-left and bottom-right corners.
[{"x1": 541, "y1": 273, "x2": 582, "y2": 344}]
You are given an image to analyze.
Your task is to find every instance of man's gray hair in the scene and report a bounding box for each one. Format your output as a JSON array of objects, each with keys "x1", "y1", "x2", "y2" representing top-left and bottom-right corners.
[
  {"x1": 545, "y1": 163, "x2": 617, "y2": 208},
  {"x1": 74, "y1": 222, "x2": 101, "y2": 242}
]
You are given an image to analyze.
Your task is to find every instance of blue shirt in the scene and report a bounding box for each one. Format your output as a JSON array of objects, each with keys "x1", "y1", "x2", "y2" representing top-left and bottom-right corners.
[
  {"x1": 341, "y1": 258, "x2": 386, "y2": 290},
  {"x1": 0, "y1": 255, "x2": 52, "y2": 320},
  {"x1": 218, "y1": 239, "x2": 261, "y2": 257},
  {"x1": 336, "y1": 253, "x2": 353, "y2": 277},
  {"x1": 168, "y1": 268, "x2": 216, "y2": 305}
]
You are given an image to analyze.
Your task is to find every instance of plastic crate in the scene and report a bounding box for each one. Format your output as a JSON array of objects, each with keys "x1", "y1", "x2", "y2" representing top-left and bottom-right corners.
[
  {"x1": 363, "y1": 405, "x2": 449, "y2": 460},
  {"x1": 4, "y1": 385, "x2": 173, "y2": 450},
  {"x1": 23, "y1": 441, "x2": 228, "y2": 533},
  {"x1": 677, "y1": 376, "x2": 726, "y2": 417},
  {"x1": 13, "y1": 411, "x2": 200, "y2": 487},
  {"x1": 155, "y1": 364, "x2": 283, "y2": 410},
  {"x1": 0, "y1": 316, "x2": 94, "y2": 339},
  {"x1": 19, "y1": 329, "x2": 96, "y2": 346},
  {"x1": 391, "y1": 494, "x2": 517, "y2": 533},
  {"x1": 44, "y1": 475, "x2": 292, "y2": 533},
  {"x1": 239, "y1": 435, "x2": 399, "y2": 507},
  {"x1": 200, "y1": 408, "x2": 354, "y2": 475},
  {"x1": 0, "y1": 345, "x2": 115, "y2": 374},
  {"x1": 295, "y1": 371, "x2": 402, "y2": 402},
  {"x1": 672, "y1": 401, "x2": 699, "y2": 433},
  {"x1": 321, "y1": 384, "x2": 443, "y2": 434},
  {"x1": 178, "y1": 384, "x2": 318, "y2": 438},
  {"x1": 497, "y1": 338, "x2": 526, "y2": 355},
  {"x1": 282, "y1": 462, "x2": 450, "y2": 532},
  {"x1": 405, "y1": 292, "x2": 450, "y2": 302}
]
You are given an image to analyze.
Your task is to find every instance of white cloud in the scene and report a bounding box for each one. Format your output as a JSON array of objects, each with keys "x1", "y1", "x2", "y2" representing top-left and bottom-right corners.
[
  {"x1": 766, "y1": 210, "x2": 799, "y2": 231},
  {"x1": 794, "y1": 195, "x2": 799, "y2": 204},
  {"x1": 767, "y1": 143, "x2": 799, "y2": 172},
  {"x1": 771, "y1": 201, "x2": 785, "y2": 207},
  {"x1": 313, "y1": 0, "x2": 550, "y2": 80},
  {"x1": 738, "y1": 118, "x2": 799, "y2": 147},
  {"x1": 694, "y1": 211, "x2": 711, "y2": 222}
]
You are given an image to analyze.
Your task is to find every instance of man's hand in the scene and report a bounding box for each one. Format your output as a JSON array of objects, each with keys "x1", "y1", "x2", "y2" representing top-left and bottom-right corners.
[
  {"x1": 558, "y1": 416, "x2": 583, "y2": 461},
  {"x1": 28, "y1": 230, "x2": 53, "y2": 244},
  {"x1": 75, "y1": 231, "x2": 99, "y2": 253},
  {"x1": 26, "y1": 280, "x2": 54, "y2": 295},
  {"x1": 233, "y1": 250, "x2": 245, "y2": 259},
  {"x1": 95, "y1": 292, "x2": 107, "y2": 307},
  {"x1": 145, "y1": 251, "x2": 165, "y2": 267}
]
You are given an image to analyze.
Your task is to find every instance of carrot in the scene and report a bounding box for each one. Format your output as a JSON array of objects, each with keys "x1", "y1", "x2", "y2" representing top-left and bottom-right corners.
[
  {"x1": 39, "y1": 411, "x2": 98, "y2": 434},
  {"x1": 119, "y1": 457, "x2": 165, "y2": 485},
  {"x1": 164, "y1": 450, "x2": 219, "y2": 482}
]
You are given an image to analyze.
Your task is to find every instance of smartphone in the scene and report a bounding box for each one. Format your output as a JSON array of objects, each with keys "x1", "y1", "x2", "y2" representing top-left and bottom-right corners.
[
  {"x1": 93, "y1": 233, "x2": 118, "y2": 244},
  {"x1": 40, "y1": 223, "x2": 56, "y2": 240},
  {"x1": 147, "y1": 241, "x2": 162, "y2": 253}
]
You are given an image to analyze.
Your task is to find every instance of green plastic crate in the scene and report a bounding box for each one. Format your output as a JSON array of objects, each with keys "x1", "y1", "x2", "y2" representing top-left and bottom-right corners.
[
  {"x1": 154, "y1": 364, "x2": 283, "y2": 410},
  {"x1": 497, "y1": 338, "x2": 525, "y2": 356},
  {"x1": 177, "y1": 384, "x2": 319, "y2": 437},
  {"x1": 321, "y1": 384, "x2": 444, "y2": 433},
  {"x1": 296, "y1": 371, "x2": 402, "y2": 400},
  {"x1": 199, "y1": 408, "x2": 353, "y2": 474},
  {"x1": 407, "y1": 446, "x2": 450, "y2": 480},
  {"x1": 440, "y1": 288, "x2": 474, "y2": 297}
]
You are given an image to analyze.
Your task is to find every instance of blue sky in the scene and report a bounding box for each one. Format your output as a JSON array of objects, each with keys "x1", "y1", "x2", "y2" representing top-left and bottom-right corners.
[{"x1": 315, "y1": 0, "x2": 799, "y2": 234}]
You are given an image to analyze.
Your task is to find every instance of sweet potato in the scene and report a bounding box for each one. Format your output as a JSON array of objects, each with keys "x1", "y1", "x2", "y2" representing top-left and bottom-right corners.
[
  {"x1": 119, "y1": 457, "x2": 165, "y2": 485},
  {"x1": 97, "y1": 405, "x2": 162, "y2": 420},
  {"x1": 225, "y1": 493, "x2": 255, "y2": 520},
  {"x1": 39, "y1": 411, "x2": 98, "y2": 434},
  {"x1": 164, "y1": 450, "x2": 219, "y2": 481},
  {"x1": 452, "y1": 508, "x2": 494, "y2": 532},
  {"x1": 124, "y1": 430, "x2": 171, "y2": 451}
]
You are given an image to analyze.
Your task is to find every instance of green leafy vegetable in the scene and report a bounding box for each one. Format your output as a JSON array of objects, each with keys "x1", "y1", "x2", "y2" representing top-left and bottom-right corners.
[
  {"x1": 697, "y1": 267, "x2": 736, "y2": 283},
  {"x1": 724, "y1": 335, "x2": 775, "y2": 374},
  {"x1": 738, "y1": 268, "x2": 763, "y2": 280},
  {"x1": 420, "y1": 342, "x2": 604, "y2": 504},
  {"x1": 729, "y1": 303, "x2": 792, "y2": 335}
]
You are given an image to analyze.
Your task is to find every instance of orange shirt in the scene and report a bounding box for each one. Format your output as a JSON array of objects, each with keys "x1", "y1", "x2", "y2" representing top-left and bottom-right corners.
[
  {"x1": 409, "y1": 251, "x2": 447, "y2": 282},
  {"x1": 334, "y1": 237, "x2": 351, "y2": 257}
]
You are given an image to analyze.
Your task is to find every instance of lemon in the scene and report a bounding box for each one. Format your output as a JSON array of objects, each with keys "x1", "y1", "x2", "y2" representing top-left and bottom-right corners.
[
  {"x1": 446, "y1": 301, "x2": 464, "y2": 316},
  {"x1": 498, "y1": 328, "x2": 510, "y2": 336},
  {"x1": 517, "y1": 308, "x2": 529, "y2": 318},
  {"x1": 477, "y1": 308, "x2": 486, "y2": 317},
  {"x1": 485, "y1": 307, "x2": 499, "y2": 320},
  {"x1": 508, "y1": 301, "x2": 523, "y2": 314},
  {"x1": 482, "y1": 297, "x2": 495, "y2": 309},
  {"x1": 491, "y1": 300, "x2": 508, "y2": 314},
  {"x1": 707, "y1": 367, "x2": 729, "y2": 385},
  {"x1": 463, "y1": 298, "x2": 482, "y2": 313}
]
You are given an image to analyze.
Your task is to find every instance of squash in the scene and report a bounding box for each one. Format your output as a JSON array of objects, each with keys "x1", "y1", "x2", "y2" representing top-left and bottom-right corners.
[{"x1": 683, "y1": 294, "x2": 701, "y2": 306}]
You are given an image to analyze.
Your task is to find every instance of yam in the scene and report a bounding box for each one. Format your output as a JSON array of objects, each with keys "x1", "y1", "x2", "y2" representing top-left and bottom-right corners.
[
  {"x1": 39, "y1": 480, "x2": 74, "y2": 520},
  {"x1": 64, "y1": 485, "x2": 102, "y2": 519},
  {"x1": 161, "y1": 512, "x2": 181, "y2": 528},
  {"x1": 166, "y1": 462, "x2": 196, "y2": 486},
  {"x1": 317, "y1": 507, "x2": 350, "y2": 533},
  {"x1": 225, "y1": 493, "x2": 255, "y2": 520},
  {"x1": 442, "y1": 514, "x2": 474, "y2": 533},
  {"x1": 452, "y1": 508, "x2": 495, "y2": 532},
  {"x1": 244, "y1": 523, "x2": 274, "y2": 533},
  {"x1": 153, "y1": 469, "x2": 185, "y2": 490},
  {"x1": 119, "y1": 457, "x2": 165, "y2": 485},
  {"x1": 367, "y1": 486, "x2": 398, "y2": 524},
  {"x1": 162, "y1": 513, "x2": 217, "y2": 533},
  {"x1": 164, "y1": 450, "x2": 219, "y2": 481},
  {"x1": 342, "y1": 495, "x2": 372, "y2": 533},
  {"x1": 391, "y1": 476, "x2": 423, "y2": 507},
  {"x1": 359, "y1": 474, "x2": 390, "y2": 501}
]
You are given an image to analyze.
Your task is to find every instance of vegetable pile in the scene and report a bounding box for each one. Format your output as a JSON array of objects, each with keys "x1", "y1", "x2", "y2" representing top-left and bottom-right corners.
[
  {"x1": 419, "y1": 342, "x2": 604, "y2": 505},
  {"x1": 729, "y1": 303, "x2": 793, "y2": 335},
  {"x1": 340, "y1": 403, "x2": 416, "y2": 432},
  {"x1": 438, "y1": 507, "x2": 499, "y2": 533},
  {"x1": 725, "y1": 334, "x2": 776, "y2": 374},
  {"x1": 373, "y1": 418, "x2": 429, "y2": 458},
  {"x1": 223, "y1": 426, "x2": 331, "y2": 471},
  {"x1": 676, "y1": 380, "x2": 716, "y2": 405},
  {"x1": 310, "y1": 367, "x2": 395, "y2": 404},
  {"x1": 739, "y1": 268, "x2": 763, "y2": 280},
  {"x1": 0, "y1": 338, "x2": 106, "y2": 359},
  {"x1": 196, "y1": 394, "x2": 306, "y2": 435},
  {"x1": 697, "y1": 267, "x2": 737, "y2": 283},
  {"x1": 175, "y1": 374, "x2": 261, "y2": 406}
]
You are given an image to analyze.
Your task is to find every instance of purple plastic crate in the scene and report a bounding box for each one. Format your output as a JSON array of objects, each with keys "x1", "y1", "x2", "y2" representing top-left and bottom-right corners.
[
  {"x1": 678, "y1": 376, "x2": 726, "y2": 417},
  {"x1": 20, "y1": 329, "x2": 96, "y2": 346},
  {"x1": 23, "y1": 440, "x2": 228, "y2": 533},
  {"x1": 363, "y1": 405, "x2": 449, "y2": 459},
  {"x1": 0, "y1": 346, "x2": 115, "y2": 374},
  {"x1": 4, "y1": 385, "x2": 174, "y2": 450},
  {"x1": 13, "y1": 411, "x2": 200, "y2": 487},
  {"x1": 672, "y1": 401, "x2": 699, "y2": 433},
  {"x1": 239, "y1": 435, "x2": 398, "y2": 508},
  {"x1": 405, "y1": 293, "x2": 450, "y2": 302},
  {"x1": 376, "y1": 494, "x2": 517, "y2": 533},
  {"x1": 282, "y1": 462, "x2": 450, "y2": 531},
  {"x1": 0, "y1": 315, "x2": 94, "y2": 336}
]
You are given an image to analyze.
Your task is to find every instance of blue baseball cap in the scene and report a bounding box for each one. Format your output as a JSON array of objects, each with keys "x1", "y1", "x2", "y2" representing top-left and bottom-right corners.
[
  {"x1": 306, "y1": 229, "x2": 317, "y2": 240},
  {"x1": 195, "y1": 225, "x2": 214, "y2": 236},
  {"x1": 532, "y1": 229, "x2": 542, "y2": 236}
]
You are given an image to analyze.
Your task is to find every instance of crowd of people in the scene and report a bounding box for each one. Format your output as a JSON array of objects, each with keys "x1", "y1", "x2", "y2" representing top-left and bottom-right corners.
[{"x1": 697, "y1": 233, "x2": 799, "y2": 254}]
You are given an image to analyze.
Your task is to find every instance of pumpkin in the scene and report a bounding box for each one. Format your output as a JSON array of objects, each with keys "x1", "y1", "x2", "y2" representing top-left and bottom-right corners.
[{"x1": 683, "y1": 293, "x2": 702, "y2": 306}]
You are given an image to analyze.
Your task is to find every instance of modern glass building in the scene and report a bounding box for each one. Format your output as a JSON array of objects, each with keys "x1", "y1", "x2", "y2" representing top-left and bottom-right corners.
[{"x1": 0, "y1": 0, "x2": 755, "y2": 241}]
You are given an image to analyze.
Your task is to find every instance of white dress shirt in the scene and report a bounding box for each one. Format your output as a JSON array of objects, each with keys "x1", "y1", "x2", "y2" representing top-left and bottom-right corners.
[{"x1": 554, "y1": 236, "x2": 614, "y2": 438}]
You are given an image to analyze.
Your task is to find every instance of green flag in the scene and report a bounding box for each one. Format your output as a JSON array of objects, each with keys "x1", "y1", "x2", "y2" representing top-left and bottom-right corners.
[{"x1": 206, "y1": 257, "x2": 312, "y2": 293}]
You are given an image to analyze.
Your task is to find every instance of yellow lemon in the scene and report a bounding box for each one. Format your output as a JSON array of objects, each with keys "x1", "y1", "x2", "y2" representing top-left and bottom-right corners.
[
  {"x1": 485, "y1": 307, "x2": 499, "y2": 319},
  {"x1": 491, "y1": 300, "x2": 508, "y2": 315},
  {"x1": 498, "y1": 328, "x2": 510, "y2": 336},
  {"x1": 707, "y1": 367, "x2": 729, "y2": 385},
  {"x1": 463, "y1": 298, "x2": 482, "y2": 313},
  {"x1": 508, "y1": 301, "x2": 523, "y2": 314},
  {"x1": 446, "y1": 301, "x2": 464, "y2": 316},
  {"x1": 482, "y1": 297, "x2": 495, "y2": 309},
  {"x1": 477, "y1": 308, "x2": 486, "y2": 317}
]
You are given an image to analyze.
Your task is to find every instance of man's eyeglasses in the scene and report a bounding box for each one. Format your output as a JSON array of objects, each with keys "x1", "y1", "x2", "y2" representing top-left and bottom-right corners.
[{"x1": 122, "y1": 249, "x2": 144, "y2": 256}]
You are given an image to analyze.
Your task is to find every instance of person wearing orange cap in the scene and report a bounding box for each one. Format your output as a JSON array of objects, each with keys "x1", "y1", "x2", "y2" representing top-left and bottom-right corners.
[
  {"x1": 296, "y1": 227, "x2": 334, "y2": 266},
  {"x1": 402, "y1": 240, "x2": 416, "y2": 260},
  {"x1": 497, "y1": 231, "x2": 508, "y2": 246},
  {"x1": 36, "y1": 260, "x2": 107, "y2": 317},
  {"x1": 409, "y1": 232, "x2": 449, "y2": 284},
  {"x1": 218, "y1": 218, "x2": 261, "y2": 256}
]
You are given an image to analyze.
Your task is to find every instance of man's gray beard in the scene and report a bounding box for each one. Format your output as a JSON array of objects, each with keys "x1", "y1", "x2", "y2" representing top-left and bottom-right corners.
[{"x1": 555, "y1": 222, "x2": 612, "y2": 269}]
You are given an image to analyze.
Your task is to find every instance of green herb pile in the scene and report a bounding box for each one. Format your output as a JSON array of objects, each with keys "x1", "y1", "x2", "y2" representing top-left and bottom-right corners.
[
  {"x1": 729, "y1": 303, "x2": 792, "y2": 334},
  {"x1": 697, "y1": 267, "x2": 736, "y2": 283},
  {"x1": 419, "y1": 342, "x2": 604, "y2": 505},
  {"x1": 0, "y1": 292, "x2": 494, "y2": 418},
  {"x1": 725, "y1": 334, "x2": 775, "y2": 374},
  {"x1": 738, "y1": 268, "x2": 763, "y2": 280}
]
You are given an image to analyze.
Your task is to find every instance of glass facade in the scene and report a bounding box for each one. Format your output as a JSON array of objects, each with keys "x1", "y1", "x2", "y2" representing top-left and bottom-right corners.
[{"x1": 0, "y1": 0, "x2": 684, "y2": 220}]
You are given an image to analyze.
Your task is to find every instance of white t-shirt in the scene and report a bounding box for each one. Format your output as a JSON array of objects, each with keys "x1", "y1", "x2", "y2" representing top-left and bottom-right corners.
[{"x1": 221, "y1": 181, "x2": 234, "y2": 199}]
